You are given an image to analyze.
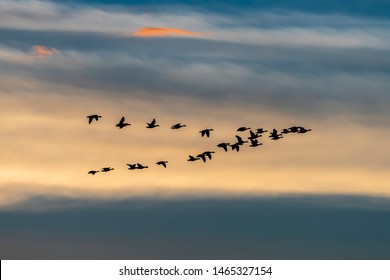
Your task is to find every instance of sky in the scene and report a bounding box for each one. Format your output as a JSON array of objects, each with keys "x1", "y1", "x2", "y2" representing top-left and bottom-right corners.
[{"x1": 1, "y1": 0, "x2": 390, "y2": 259}]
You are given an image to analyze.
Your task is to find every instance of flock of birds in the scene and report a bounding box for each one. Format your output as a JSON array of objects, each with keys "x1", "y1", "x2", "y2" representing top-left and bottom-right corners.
[{"x1": 86, "y1": 114, "x2": 311, "y2": 175}]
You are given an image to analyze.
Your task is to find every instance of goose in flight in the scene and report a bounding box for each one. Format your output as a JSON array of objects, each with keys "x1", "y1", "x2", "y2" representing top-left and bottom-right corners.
[
  {"x1": 249, "y1": 138, "x2": 263, "y2": 147},
  {"x1": 87, "y1": 114, "x2": 101, "y2": 124},
  {"x1": 248, "y1": 130, "x2": 260, "y2": 140},
  {"x1": 187, "y1": 155, "x2": 199, "y2": 162},
  {"x1": 231, "y1": 142, "x2": 241, "y2": 152},
  {"x1": 217, "y1": 142, "x2": 230, "y2": 152},
  {"x1": 88, "y1": 170, "x2": 99, "y2": 175},
  {"x1": 147, "y1": 118, "x2": 159, "y2": 128},
  {"x1": 270, "y1": 134, "x2": 283, "y2": 140},
  {"x1": 202, "y1": 151, "x2": 215, "y2": 160},
  {"x1": 288, "y1": 126, "x2": 299, "y2": 133},
  {"x1": 298, "y1": 127, "x2": 312, "y2": 133},
  {"x1": 197, "y1": 153, "x2": 207, "y2": 162},
  {"x1": 269, "y1": 129, "x2": 283, "y2": 140},
  {"x1": 199, "y1": 128, "x2": 213, "y2": 137},
  {"x1": 156, "y1": 161, "x2": 168, "y2": 168},
  {"x1": 237, "y1": 126, "x2": 251, "y2": 132},
  {"x1": 171, "y1": 123, "x2": 186, "y2": 129},
  {"x1": 116, "y1": 116, "x2": 130, "y2": 129},
  {"x1": 256, "y1": 128, "x2": 268, "y2": 134},
  {"x1": 235, "y1": 135, "x2": 248, "y2": 145},
  {"x1": 127, "y1": 164, "x2": 137, "y2": 170},
  {"x1": 101, "y1": 167, "x2": 114, "y2": 172},
  {"x1": 281, "y1": 128, "x2": 290, "y2": 134},
  {"x1": 136, "y1": 163, "x2": 149, "y2": 169}
]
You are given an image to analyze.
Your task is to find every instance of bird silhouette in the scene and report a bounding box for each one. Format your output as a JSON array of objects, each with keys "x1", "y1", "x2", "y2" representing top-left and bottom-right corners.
[
  {"x1": 288, "y1": 126, "x2": 299, "y2": 133},
  {"x1": 237, "y1": 126, "x2": 251, "y2": 132},
  {"x1": 146, "y1": 118, "x2": 159, "y2": 128},
  {"x1": 217, "y1": 142, "x2": 230, "y2": 152},
  {"x1": 127, "y1": 164, "x2": 137, "y2": 170},
  {"x1": 249, "y1": 138, "x2": 263, "y2": 147},
  {"x1": 101, "y1": 167, "x2": 114, "y2": 172},
  {"x1": 231, "y1": 143, "x2": 241, "y2": 152},
  {"x1": 235, "y1": 135, "x2": 248, "y2": 145},
  {"x1": 116, "y1": 116, "x2": 130, "y2": 129},
  {"x1": 298, "y1": 127, "x2": 312, "y2": 133},
  {"x1": 87, "y1": 114, "x2": 101, "y2": 124},
  {"x1": 88, "y1": 170, "x2": 99, "y2": 175},
  {"x1": 187, "y1": 155, "x2": 199, "y2": 161},
  {"x1": 202, "y1": 151, "x2": 215, "y2": 160},
  {"x1": 156, "y1": 161, "x2": 168, "y2": 168},
  {"x1": 136, "y1": 163, "x2": 148, "y2": 169},
  {"x1": 248, "y1": 130, "x2": 260, "y2": 140},
  {"x1": 269, "y1": 129, "x2": 283, "y2": 140},
  {"x1": 281, "y1": 128, "x2": 290, "y2": 134},
  {"x1": 256, "y1": 128, "x2": 268, "y2": 134},
  {"x1": 197, "y1": 153, "x2": 207, "y2": 162},
  {"x1": 171, "y1": 123, "x2": 186, "y2": 129},
  {"x1": 199, "y1": 128, "x2": 213, "y2": 137}
]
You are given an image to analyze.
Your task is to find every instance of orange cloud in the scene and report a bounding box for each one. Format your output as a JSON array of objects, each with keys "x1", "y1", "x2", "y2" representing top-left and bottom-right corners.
[
  {"x1": 30, "y1": 45, "x2": 58, "y2": 58},
  {"x1": 132, "y1": 27, "x2": 199, "y2": 37}
]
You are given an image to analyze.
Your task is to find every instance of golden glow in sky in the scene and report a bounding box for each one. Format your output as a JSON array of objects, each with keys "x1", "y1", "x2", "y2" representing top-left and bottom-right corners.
[{"x1": 132, "y1": 27, "x2": 199, "y2": 37}]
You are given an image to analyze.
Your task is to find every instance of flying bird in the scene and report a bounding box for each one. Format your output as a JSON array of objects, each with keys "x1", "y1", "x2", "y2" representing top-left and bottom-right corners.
[
  {"x1": 248, "y1": 130, "x2": 260, "y2": 140},
  {"x1": 231, "y1": 143, "x2": 241, "y2": 152},
  {"x1": 288, "y1": 126, "x2": 299, "y2": 133},
  {"x1": 136, "y1": 163, "x2": 149, "y2": 169},
  {"x1": 217, "y1": 142, "x2": 230, "y2": 152},
  {"x1": 256, "y1": 128, "x2": 268, "y2": 134},
  {"x1": 202, "y1": 151, "x2": 215, "y2": 160},
  {"x1": 127, "y1": 164, "x2": 137, "y2": 170},
  {"x1": 88, "y1": 170, "x2": 99, "y2": 175},
  {"x1": 101, "y1": 167, "x2": 114, "y2": 172},
  {"x1": 269, "y1": 129, "x2": 283, "y2": 140},
  {"x1": 187, "y1": 155, "x2": 199, "y2": 162},
  {"x1": 298, "y1": 127, "x2": 312, "y2": 133},
  {"x1": 199, "y1": 128, "x2": 213, "y2": 138},
  {"x1": 249, "y1": 138, "x2": 263, "y2": 147},
  {"x1": 87, "y1": 114, "x2": 102, "y2": 124},
  {"x1": 156, "y1": 161, "x2": 168, "y2": 168},
  {"x1": 116, "y1": 116, "x2": 130, "y2": 129},
  {"x1": 197, "y1": 153, "x2": 207, "y2": 162},
  {"x1": 235, "y1": 135, "x2": 248, "y2": 145},
  {"x1": 146, "y1": 118, "x2": 159, "y2": 128},
  {"x1": 237, "y1": 126, "x2": 251, "y2": 132},
  {"x1": 171, "y1": 123, "x2": 186, "y2": 129},
  {"x1": 281, "y1": 128, "x2": 290, "y2": 134}
]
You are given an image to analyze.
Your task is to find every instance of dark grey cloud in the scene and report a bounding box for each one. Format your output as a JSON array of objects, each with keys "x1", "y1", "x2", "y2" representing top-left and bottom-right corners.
[{"x1": 1, "y1": 195, "x2": 390, "y2": 259}]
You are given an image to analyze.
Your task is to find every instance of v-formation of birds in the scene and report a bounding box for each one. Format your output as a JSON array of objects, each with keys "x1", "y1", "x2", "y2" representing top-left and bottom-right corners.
[{"x1": 86, "y1": 115, "x2": 311, "y2": 175}]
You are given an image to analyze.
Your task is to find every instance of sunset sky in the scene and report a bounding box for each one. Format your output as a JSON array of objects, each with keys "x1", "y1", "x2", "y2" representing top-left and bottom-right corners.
[{"x1": 1, "y1": 0, "x2": 390, "y2": 259}]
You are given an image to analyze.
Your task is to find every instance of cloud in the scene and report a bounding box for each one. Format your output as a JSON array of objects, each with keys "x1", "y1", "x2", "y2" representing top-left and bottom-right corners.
[
  {"x1": 1, "y1": 1, "x2": 390, "y2": 49},
  {"x1": 130, "y1": 27, "x2": 200, "y2": 37},
  {"x1": 30, "y1": 45, "x2": 58, "y2": 58}
]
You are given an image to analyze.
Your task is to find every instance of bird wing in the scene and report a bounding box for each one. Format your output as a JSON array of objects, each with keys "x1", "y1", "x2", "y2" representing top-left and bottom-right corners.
[
  {"x1": 119, "y1": 116, "x2": 125, "y2": 124},
  {"x1": 197, "y1": 154, "x2": 206, "y2": 162},
  {"x1": 151, "y1": 118, "x2": 156, "y2": 125},
  {"x1": 205, "y1": 152, "x2": 212, "y2": 160},
  {"x1": 236, "y1": 135, "x2": 243, "y2": 142}
]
